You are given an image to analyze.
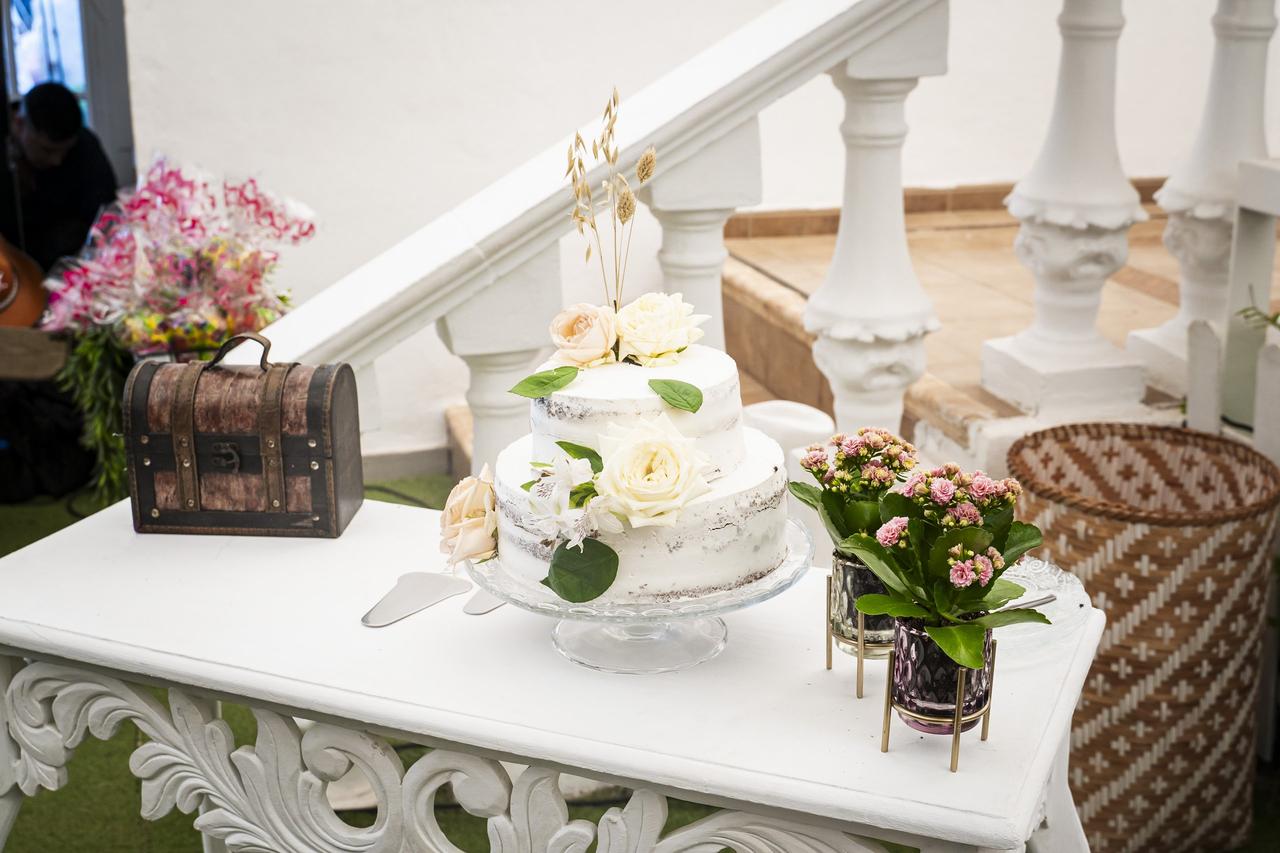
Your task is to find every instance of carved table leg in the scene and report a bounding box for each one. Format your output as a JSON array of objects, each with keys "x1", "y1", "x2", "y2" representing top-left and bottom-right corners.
[{"x1": 0, "y1": 656, "x2": 23, "y2": 850}]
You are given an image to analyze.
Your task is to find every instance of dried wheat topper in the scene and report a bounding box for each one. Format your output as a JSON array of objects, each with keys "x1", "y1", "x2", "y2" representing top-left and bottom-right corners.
[{"x1": 123, "y1": 332, "x2": 363, "y2": 537}]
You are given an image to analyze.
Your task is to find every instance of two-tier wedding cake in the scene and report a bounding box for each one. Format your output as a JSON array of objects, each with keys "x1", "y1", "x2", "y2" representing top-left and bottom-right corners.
[{"x1": 494, "y1": 335, "x2": 788, "y2": 602}]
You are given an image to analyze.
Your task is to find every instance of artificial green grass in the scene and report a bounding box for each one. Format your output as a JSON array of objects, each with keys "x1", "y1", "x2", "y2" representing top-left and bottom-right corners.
[{"x1": 1, "y1": 478, "x2": 1277, "y2": 851}]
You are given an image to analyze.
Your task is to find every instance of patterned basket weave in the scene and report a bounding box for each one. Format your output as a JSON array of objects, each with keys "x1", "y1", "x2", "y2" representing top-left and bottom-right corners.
[{"x1": 1007, "y1": 423, "x2": 1280, "y2": 853}]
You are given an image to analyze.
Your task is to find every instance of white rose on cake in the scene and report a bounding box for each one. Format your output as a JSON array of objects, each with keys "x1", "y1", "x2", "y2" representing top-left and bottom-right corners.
[
  {"x1": 440, "y1": 464, "x2": 498, "y2": 565},
  {"x1": 549, "y1": 303, "x2": 617, "y2": 367},
  {"x1": 595, "y1": 414, "x2": 712, "y2": 528},
  {"x1": 615, "y1": 292, "x2": 708, "y2": 366}
]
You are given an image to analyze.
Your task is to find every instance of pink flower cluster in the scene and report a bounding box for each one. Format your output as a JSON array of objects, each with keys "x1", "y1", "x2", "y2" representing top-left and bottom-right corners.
[
  {"x1": 876, "y1": 515, "x2": 910, "y2": 548},
  {"x1": 946, "y1": 543, "x2": 1006, "y2": 589},
  {"x1": 899, "y1": 464, "x2": 1022, "y2": 528},
  {"x1": 800, "y1": 428, "x2": 917, "y2": 497},
  {"x1": 41, "y1": 156, "x2": 316, "y2": 356}
]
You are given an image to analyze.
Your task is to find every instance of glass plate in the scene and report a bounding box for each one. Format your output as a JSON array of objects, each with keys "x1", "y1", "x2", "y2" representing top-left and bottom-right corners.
[
  {"x1": 998, "y1": 557, "x2": 1093, "y2": 644},
  {"x1": 464, "y1": 519, "x2": 814, "y2": 673}
]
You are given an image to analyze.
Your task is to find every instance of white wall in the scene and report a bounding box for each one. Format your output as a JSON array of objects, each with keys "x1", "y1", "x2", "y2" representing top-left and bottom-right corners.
[{"x1": 123, "y1": 0, "x2": 1279, "y2": 460}]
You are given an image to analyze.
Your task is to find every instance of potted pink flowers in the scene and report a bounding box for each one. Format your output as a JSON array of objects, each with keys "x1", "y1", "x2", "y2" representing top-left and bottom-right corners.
[
  {"x1": 842, "y1": 464, "x2": 1048, "y2": 735},
  {"x1": 788, "y1": 429, "x2": 918, "y2": 656}
]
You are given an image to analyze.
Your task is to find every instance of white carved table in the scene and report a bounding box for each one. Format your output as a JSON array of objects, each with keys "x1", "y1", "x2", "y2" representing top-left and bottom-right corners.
[{"x1": 0, "y1": 501, "x2": 1103, "y2": 852}]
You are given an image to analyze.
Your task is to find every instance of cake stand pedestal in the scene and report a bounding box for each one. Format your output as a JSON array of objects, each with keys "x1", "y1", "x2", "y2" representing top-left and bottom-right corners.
[{"x1": 466, "y1": 519, "x2": 813, "y2": 674}]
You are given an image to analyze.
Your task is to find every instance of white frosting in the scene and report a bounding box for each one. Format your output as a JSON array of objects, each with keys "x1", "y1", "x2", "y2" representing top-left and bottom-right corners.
[
  {"x1": 495, "y1": 428, "x2": 788, "y2": 603},
  {"x1": 530, "y1": 345, "x2": 745, "y2": 479}
]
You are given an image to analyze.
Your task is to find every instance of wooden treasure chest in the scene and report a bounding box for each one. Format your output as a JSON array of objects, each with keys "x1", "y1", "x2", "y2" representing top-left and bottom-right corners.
[{"x1": 123, "y1": 332, "x2": 363, "y2": 537}]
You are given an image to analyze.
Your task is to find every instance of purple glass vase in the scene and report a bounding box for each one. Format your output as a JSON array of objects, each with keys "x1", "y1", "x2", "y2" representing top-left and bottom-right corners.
[
  {"x1": 830, "y1": 551, "x2": 894, "y2": 658},
  {"x1": 891, "y1": 619, "x2": 993, "y2": 735}
]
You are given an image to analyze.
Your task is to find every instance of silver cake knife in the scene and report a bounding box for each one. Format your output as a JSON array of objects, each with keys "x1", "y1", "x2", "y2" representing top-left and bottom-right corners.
[
  {"x1": 362, "y1": 572, "x2": 472, "y2": 627},
  {"x1": 463, "y1": 587, "x2": 506, "y2": 615}
]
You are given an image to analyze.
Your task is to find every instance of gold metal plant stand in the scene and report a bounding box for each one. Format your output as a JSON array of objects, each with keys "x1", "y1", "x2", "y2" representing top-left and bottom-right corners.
[
  {"x1": 880, "y1": 640, "x2": 998, "y2": 772},
  {"x1": 825, "y1": 574, "x2": 893, "y2": 698}
]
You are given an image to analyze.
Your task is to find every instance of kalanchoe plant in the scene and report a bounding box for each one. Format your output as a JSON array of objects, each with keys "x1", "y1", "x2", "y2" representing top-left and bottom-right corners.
[
  {"x1": 843, "y1": 464, "x2": 1049, "y2": 668},
  {"x1": 788, "y1": 428, "x2": 919, "y2": 544}
]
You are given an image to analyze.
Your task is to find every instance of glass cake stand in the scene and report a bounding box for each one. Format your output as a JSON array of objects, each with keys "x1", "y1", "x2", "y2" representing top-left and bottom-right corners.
[{"x1": 465, "y1": 519, "x2": 814, "y2": 674}]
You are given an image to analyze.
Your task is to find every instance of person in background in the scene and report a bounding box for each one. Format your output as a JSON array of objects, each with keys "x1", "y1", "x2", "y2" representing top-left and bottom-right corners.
[{"x1": 6, "y1": 81, "x2": 117, "y2": 271}]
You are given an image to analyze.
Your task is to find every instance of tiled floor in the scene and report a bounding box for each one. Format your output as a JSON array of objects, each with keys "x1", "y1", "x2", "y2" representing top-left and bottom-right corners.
[{"x1": 724, "y1": 205, "x2": 1280, "y2": 415}]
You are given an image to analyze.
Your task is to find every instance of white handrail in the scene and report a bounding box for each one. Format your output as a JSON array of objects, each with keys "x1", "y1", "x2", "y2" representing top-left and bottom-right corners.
[{"x1": 224, "y1": 0, "x2": 941, "y2": 368}]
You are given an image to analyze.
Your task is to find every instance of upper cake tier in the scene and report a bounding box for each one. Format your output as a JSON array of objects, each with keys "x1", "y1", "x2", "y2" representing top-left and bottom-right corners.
[{"x1": 529, "y1": 344, "x2": 745, "y2": 478}]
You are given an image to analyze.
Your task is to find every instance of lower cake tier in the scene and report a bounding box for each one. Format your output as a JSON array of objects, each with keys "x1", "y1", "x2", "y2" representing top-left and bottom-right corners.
[{"x1": 494, "y1": 428, "x2": 789, "y2": 602}]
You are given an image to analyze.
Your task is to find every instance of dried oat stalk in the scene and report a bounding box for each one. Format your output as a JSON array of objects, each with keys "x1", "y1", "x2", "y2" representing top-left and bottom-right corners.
[{"x1": 566, "y1": 87, "x2": 657, "y2": 311}]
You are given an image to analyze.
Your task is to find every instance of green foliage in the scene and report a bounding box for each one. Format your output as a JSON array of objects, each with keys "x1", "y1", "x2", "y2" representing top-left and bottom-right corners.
[
  {"x1": 925, "y1": 624, "x2": 987, "y2": 669},
  {"x1": 853, "y1": 593, "x2": 929, "y2": 619},
  {"x1": 1001, "y1": 521, "x2": 1043, "y2": 566},
  {"x1": 56, "y1": 329, "x2": 134, "y2": 505},
  {"x1": 647, "y1": 378, "x2": 703, "y2": 412},
  {"x1": 541, "y1": 538, "x2": 619, "y2": 602},
  {"x1": 509, "y1": 366, "x2": 579, "y2": 398},
  {"x1": 787, "y1": 481, "x2": 822, "y2": 510},
  {"x1": 555, "y1": 440, "x2": 603, "y2": 473}
]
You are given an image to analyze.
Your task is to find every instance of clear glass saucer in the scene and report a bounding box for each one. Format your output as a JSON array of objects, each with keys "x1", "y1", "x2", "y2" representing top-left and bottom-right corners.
[
  {"x1": 465, "y1": 519, "x2": 814, "y2": 674},
  {"x1": 997, "y1": 557, "x2": 1093, "y2": 653}
]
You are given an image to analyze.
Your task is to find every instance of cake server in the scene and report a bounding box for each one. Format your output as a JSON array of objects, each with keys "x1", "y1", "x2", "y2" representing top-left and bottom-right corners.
[
  {"x1": 361, "y1": 572, "x2": 472, "y2": 627},
  {"x1": 463, "y1": 588, "x2": 506, "y2": 615}
]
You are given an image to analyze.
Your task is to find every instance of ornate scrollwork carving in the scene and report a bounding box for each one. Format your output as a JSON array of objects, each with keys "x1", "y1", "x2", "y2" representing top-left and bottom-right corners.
[{"x1": 3, "y1": 661, "x2": 885, "y2": 852}]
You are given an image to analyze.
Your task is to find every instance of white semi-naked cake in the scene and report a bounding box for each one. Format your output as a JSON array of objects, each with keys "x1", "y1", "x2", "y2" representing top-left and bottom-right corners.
[{"x1": 493, "y1": 338, "x2": 790, "y2": 603}]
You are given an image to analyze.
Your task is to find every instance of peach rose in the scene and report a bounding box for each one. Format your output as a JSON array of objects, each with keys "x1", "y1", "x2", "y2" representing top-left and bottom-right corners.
[
  {"x1": 440, "y1": 464, "x2": 498, "y2": 565},
  {"x1": 549, "y1": 303, "x2": 617, "y2": 367}
]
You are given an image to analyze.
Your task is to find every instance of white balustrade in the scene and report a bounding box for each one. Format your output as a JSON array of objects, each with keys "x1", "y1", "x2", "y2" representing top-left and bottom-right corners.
[
  {"x1": 1129, "y1": 0, "x2": 1277, "y2": 393},
  {"x1": 639, "y1": 117, "x2": 763, "y2": 350},
  {"x1": 437, "y1": 244, "x2": 560, "y2": 473},
  {"x1": 803, "y1": 1, "x2": 947, "y2": 434},
  {"x1": 981, "y1": 0, "x2": 1147, "y2": 415}
]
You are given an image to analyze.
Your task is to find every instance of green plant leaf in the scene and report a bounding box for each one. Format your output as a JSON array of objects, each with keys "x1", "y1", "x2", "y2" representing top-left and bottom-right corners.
[
  {"x1": 838, "y1": 534, "x2": 912, "y2": 598},
  {"x1": 555, "y1": 440, "x2": 603, "y2": 474},
  {"x1": 568, "y1": 480, "x2": 597, "y2": 508},
  {"x1": 854, "y1": 594, "x2": 930, "y2": 618},
  {"x1": 541, "y1": 538, "x2": 619, "y2": 603},
  {"x1": 520, "y1": 479, "x2": 538, "y2": 491},
  {"x1": 648, "y1": 379, "x2": 703, "y2": 413},
  {"x1": 879, "y1": 491, "x2": 921, "y2": 523},
  {"x1": 967, "y1": 608, "x2": 1051, "y2": 629},
  {"x1": 925, "y1": 624, "x2": 988, "y2": 669},
  {"x1": 509, "y1": 366, "x2": 579, "y2": 398},
  {"x1": 846, "y1": 500, "x2": 881, "y2": 536},
  {"x1": 926, "y1": 526, "x2": 993, "y2": 582},
  {"x1": 1001, "y1": 521, "x2": 1043, "y2": 567},
  {"x1": 984, "y1": 504, "x2": 1014, "y2": 551},
  {"x1": 972, "y1": 578, "x2": 1025, "y2": 612},
  {"x1": 820, "y1": 490, "x2": 853, "y2": 541},
  {"x1": 788, "y1": 481, "x2": 822, "y2": 510}
]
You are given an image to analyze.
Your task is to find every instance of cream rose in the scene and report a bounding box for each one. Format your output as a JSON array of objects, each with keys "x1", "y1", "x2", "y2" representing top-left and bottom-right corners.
[
  {"x1": 440, "y1": 464, "x2": 498, "y2": 565},
  {"x1": 549, "y1": 303, "x2": 617, "y2": 367},
  {"x1": 615, "y1": 292, "x2": 708, "y2": 366},
  {"x1": 594, "y1": 414, "x2": 711, "y2": 528}
]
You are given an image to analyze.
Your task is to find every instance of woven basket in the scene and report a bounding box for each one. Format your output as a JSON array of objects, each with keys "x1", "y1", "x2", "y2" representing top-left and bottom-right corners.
[{"x1": 1007, "y1": 423, "x2": 1280, "y2": 853}]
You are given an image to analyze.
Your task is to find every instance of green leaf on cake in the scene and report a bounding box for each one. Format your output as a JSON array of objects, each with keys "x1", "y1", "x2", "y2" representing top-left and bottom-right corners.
[
  {"x1": 648, "y1": 379, "x2": 703, "y2": 413},
  {"x1": 568, "y1": 480, "x2": 597, "y2": 508},
  {"x1": 555, "y1": 440, "x2": 603, "y2": 473},
  {"x1": 509, "y1": 366, "x2": 579, "y2": 398},
  {"x1": 541, "y1": 538, "x2": 619, "y2": 603},
  {"x1": 520, "y1": 479, "x2": 538, "y2": 491}
]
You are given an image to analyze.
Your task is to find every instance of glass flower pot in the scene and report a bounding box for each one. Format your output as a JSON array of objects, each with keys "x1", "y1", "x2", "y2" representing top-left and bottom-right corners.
[
  {"x1": 829, "y1": 551, "x2": 894, "y2": 658},
  {"x1": 891, "y1": 619, "x2": 993, "y2": 735}
]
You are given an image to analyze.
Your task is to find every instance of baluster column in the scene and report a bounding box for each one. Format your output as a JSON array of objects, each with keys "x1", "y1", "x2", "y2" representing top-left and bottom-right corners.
[
  {"x1": 804, "y1": 72, "x2": 940, "y2": 433},
  {"x1": 981, "y1": 0, "x2": 1147, "y2": 415},
  {"x1": 1128, "y1": 0, "x2": 1276, "y2": 393},
  {"x1": 639, "y1": 117, "x2": 763, "y2": 350},
  {"x1": 438, "y1": 244, "x2": 561, "y2": 474}
]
